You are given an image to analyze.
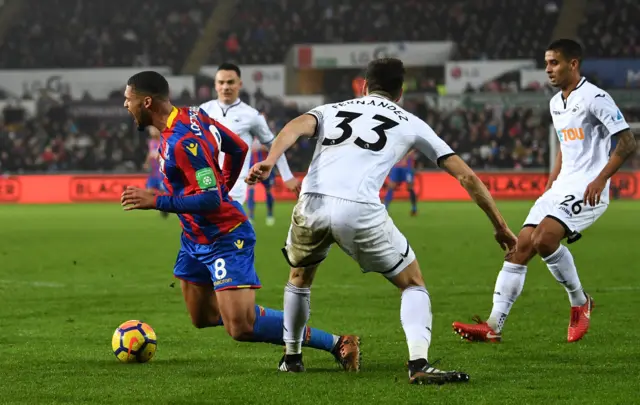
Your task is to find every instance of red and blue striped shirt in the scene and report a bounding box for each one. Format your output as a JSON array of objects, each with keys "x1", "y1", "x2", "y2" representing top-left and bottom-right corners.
[{"x1": 154, "y1": 106, "x2": 249, "y2": 244}]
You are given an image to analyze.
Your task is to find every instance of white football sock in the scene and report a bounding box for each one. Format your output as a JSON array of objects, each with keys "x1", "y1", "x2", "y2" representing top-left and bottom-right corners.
[
  {"x1": 283, "y1": 282, "x2": 310, "y2": 355},
  {"x1": 400, "y1": 286, "x2": 432, "y2": 361},
  {"x1": 487, "y1": 261, "x2": 527, "y2": 333},
  {"x1": 543, "y1": 245, "x2": 586, "y2": 307}
]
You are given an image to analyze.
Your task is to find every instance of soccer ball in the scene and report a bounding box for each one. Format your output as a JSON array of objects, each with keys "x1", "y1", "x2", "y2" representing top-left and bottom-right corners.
[{"x1": 111, "y1": 320, "x2": 157, "y2": 363}]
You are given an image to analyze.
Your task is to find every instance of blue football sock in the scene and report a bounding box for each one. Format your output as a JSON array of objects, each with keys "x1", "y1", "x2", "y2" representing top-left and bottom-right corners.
[
  {"x1": 250, "y1": 306, "x2": 338, "y2": 352},
  {"x1": 302, "y1": 324, "x2": 338, "y2": 353},
  {"x1": 265, "y1": 188, "x2": 274, "y2": 217},
  {"x1": 251, "y1": 315, "x2": 287, "y2": 345},
  {"x1": 247, "y1": 188, "x2": 256, "y2": 219},
  {"x1": 384, "y1": 188, "x2": 394, "y2": 207},
  {"x1": 255, "y1": 304, "x2": 281, "y2": 318},
  {"x1": 409, "y1": 189, "x2": 417, "y2": 213}
]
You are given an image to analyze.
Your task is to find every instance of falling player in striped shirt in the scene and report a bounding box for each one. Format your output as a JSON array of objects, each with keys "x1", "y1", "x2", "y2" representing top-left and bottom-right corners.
[{"x1": 120, "y1": 71, "x2": 360, "y2": 369}]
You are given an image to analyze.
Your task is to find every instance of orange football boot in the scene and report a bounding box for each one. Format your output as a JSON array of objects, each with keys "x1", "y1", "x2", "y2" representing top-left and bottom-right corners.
[
  {"x1": 452, "y1": 316, "x2": 502, "y2": 342},
  {"x1": 567, "y1": 293, "x2": 594, "y2": 343}
]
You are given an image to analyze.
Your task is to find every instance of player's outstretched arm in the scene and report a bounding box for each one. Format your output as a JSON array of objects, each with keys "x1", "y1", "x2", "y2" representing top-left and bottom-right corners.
[
  {"x1": 246, "y1": 114, "x2": 317, "y2": 184},
  {"x1": 584, "y1": 129, "x2": 637, "y2": 206},
  {"x1": 440, "y1": 155, "x2": 517, "y2": 252},
  {"x1": 545, "y1": 149, "x2": 562, "y2": 191}
]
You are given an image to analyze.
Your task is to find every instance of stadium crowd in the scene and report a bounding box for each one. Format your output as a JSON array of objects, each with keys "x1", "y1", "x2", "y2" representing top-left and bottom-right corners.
[
  {"x1": 2, "y1": 96, "x2": 638, "y2": 174},
  {"x1": 0, "y1": 0, "x2": 638, "y2": 174},
  {"x1": 0, "y1": 0, "x2": 215, "y2": 70},
  {"x1": 0, "y1": 0, "x2": 635, "y2": 71},
  {"x1": 216, "y1": 0, "x2": 562, "y2": 64},
  {"x1": 577, "y1": 0, "x2": 640, "y2": 59}
]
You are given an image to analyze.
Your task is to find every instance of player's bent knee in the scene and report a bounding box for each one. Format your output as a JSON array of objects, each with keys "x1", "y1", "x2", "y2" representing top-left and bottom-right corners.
[
  {"x1": 191, "y1": 315, "x2": 221, "y2": 329},
  {"x1": 389, "y1": 259, "x2": 425, "y2": 291},
  {"x1": 531, "y1": 230, "x2": 562, "y2": 257},
  {"x1": 224, "y1": 320, "x2": 254, "y2": 341},
  {"x1": 288, "y1": 265, "x2": 318, "y2": 288}
]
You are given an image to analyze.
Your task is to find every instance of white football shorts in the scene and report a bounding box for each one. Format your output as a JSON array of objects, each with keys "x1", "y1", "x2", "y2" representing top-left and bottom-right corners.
[
  {"x1": 523, "y1": 188, "x2": 607, "y2": 242},
  {"x1": 282, "y1": 193, "x2": 416, "y2": 278}
]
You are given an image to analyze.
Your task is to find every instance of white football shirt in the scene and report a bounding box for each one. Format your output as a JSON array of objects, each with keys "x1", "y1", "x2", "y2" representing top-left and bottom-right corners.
[
  {"x1": 302, "y1": 94, "x2": 454, "y2": 204},
  {"x1": 549, "y1": 78, "x2": 630, "y2": 203},
  {"x1": 200, "y1": 99, "x2": 294, "y2": 200}
]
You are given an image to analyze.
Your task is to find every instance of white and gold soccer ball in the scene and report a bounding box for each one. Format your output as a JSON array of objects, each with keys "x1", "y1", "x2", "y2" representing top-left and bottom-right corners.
[{"x1": 111, "y1": 320, "x2": 157, "y2": 363}]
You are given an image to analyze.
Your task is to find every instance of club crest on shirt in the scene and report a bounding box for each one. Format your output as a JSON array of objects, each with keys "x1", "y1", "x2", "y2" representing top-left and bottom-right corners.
[{"x1": 571, "y1": 104, "x2": 581, "y2": 115}]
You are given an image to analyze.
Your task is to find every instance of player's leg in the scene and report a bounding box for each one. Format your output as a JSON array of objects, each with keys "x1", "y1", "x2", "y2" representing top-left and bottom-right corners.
[
  {"x1": 339, "y1": 208, "x2": 468, "y2": 384},
  {"x1": 452, "y1": 225, "x2": 537, "y2": 341},
  {"x1": 174, "y1": 248, "x2": 280, "y2": 328},
  {"x1": 532, "y1": 207, "x2": 599, "y2": 342},
  {"x1": 388, "y1": 260, "x2": 469, "y2": 384},
  {"x1": 173, "y1": 243, "x2": 223, "y2": 327},
  {"x1": 179, "y1": 280, "x2": 222, "y2": 327},
  {"x1": 195, "y1": 221, "x2": 347, "y2": 362},
  {"x1": 406, "y1": 170, "x2": 417, "y2": 216},
  {"x1": 246, "y1": 185, "x2": 256, "y2": 221},
  {"x1": 532, "y1": 217, "x2": 586, "y2": 307},
  {"x1": 263, "y1": 176, "x2": 275, "y2": 226},
  {"x1": 279, "y1": 195, "x2": 360, "y2": 372}
]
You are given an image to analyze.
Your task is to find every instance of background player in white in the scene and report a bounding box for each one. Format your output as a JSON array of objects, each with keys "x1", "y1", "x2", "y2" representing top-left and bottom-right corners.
[
  {"x1": 200, "y1": 63, "x2": 300, "y2": 206},
  {"x1": 246, "y1": 58, "x2": 518, "y2": 385},
  {"x1": 453, "y1": 39, "x2": 637, "y2": 344}
]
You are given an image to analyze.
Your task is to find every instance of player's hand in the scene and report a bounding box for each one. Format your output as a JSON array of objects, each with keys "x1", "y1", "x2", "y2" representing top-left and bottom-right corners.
[
  {"x1": 245, "y1": 161, "x2": 274, "y2": 185},
  {"x1": 583, "y1": 176, "x2": 606, "y2": 207},
  {"x1": 284, "y1": 177, "x2": 301, "y2": 194},
  {"x1": 121, "y1": 186, "x2": 156, "y2": 210},
  {"x1": 494, "y1": 226, "x2": 518, "y2": 254}
]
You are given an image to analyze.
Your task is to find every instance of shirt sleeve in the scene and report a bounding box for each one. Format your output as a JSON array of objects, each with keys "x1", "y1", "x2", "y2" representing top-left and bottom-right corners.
[
  {"x1": 250, "y1": 112, "x2": 275, "y2": 145},
  {"x1": 304, "y1": 104, "x2": 326, "y2": 139},
  {"x1": 199, "y1": 108, "x2": 249, "y2": 190},
  {"x1": 412, "y1": 119, "x2": 456, "y2": 167},
  {"x1": 589, "y1": 92, "x2": 630, "y2": 136},
  {"x1": 155, "y1": 137, "x2": 221, "y2": 213}
]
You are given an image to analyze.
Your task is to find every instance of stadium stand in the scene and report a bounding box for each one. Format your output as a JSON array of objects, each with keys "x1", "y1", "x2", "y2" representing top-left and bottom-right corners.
[
  {"x1": 577, "y1": 0, "x2": 640, "y2": 59},
  {"x1": 215, "y1": 0, "x2": 562, "y2": 64},
  {"x1": 2, "y1": 100, "x2": 638, "y2": 173},
  {"x1": 0, "y1": 0, "x2": 216, "y2": 70},
  {"x1": 0, "y1": 0, "x2": 638, "y2": 175}
]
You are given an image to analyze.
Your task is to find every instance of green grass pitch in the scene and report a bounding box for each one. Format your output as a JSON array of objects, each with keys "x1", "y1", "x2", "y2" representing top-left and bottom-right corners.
[{"x1": 1, "y1": 201, "x2": 639, "y2": 404}]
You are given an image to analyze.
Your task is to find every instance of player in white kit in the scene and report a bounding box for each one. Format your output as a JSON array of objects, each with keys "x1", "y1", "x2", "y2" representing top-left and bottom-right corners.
[
  {"x1": 246, "y1": 58, "x2": 518, "y2": 385},
  {"x1": 200, "y1": 63, "x2": 300, "y2": 206},
  {"x1": 453, "y1": 39, "x2": 637, "y2": 344}
]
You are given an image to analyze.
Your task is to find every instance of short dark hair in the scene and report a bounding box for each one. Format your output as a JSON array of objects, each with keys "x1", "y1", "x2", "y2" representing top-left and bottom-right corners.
[
  {"x1": 217, "y1": 62, "x2": 241, "y2": 77},
  {"x1": 365, "y1": 58, "x2": 405, "y2": 99},
  {"x1": 127, "y1": 71, "x2": 170, "y2": 99},
  {"x1": 547, "y1": 39, "x2": 583, "y2": 65}
]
